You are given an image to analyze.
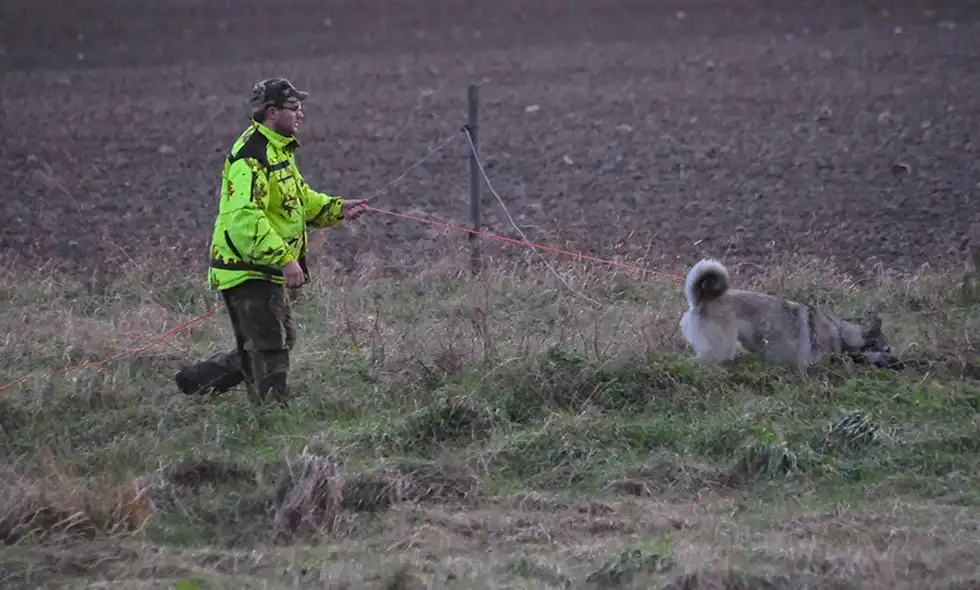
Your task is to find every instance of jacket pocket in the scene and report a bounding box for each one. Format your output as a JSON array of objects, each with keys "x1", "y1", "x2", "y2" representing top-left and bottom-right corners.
[{"x1": 224, "y1": 230, "x2": 244, "y2": 260}]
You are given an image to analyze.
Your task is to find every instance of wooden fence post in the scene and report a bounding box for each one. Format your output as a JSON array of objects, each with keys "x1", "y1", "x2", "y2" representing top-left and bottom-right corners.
[{"x1": 467, "y1": 83, "x2": 482, "y2": 276}]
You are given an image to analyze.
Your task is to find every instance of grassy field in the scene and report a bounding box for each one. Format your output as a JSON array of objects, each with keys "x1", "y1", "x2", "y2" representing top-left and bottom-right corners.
[{"x1": 2, "y1": 249, "x2": 980, "y2": 589}]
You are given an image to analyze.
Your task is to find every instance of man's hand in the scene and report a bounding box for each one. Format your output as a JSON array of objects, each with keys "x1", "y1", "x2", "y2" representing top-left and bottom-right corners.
[
  {"x1": 282, "y1": 259, "x2": 305, "y2": 288},
  {"x1": 342, "y1": 199, "x2": 370, "y2": 220}
]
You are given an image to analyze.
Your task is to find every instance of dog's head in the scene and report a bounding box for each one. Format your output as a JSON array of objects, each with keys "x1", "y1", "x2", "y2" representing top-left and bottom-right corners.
[{"x1": 840, "y1": 313, "x2": 903, "y2": 369}]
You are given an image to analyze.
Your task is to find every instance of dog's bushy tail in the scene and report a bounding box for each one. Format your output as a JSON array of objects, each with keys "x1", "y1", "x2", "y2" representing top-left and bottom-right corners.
[{"x1": 684, "y1": 259, "x2": 730, "y2": 306}]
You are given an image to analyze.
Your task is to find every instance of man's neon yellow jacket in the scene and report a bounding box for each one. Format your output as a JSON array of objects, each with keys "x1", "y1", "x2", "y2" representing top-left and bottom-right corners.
[{"x1": 208, "y1": 121, "x2": 345, "y2": 291}]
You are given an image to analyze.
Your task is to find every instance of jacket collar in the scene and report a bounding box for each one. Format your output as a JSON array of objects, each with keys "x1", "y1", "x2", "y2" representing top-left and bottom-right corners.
[{"x1": 252, "y1": 120, "x2": 300, "y2": 152}]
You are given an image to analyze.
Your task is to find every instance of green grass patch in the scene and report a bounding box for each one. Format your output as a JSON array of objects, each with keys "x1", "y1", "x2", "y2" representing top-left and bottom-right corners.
[{"x1": 3, "y1": 254, "x2": 980, "y2": 588}]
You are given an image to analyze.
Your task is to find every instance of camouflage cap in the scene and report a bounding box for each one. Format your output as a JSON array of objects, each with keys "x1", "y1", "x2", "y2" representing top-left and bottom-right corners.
[{"x1": 248, "y1": 77, "x2": 309, "y2": 117}]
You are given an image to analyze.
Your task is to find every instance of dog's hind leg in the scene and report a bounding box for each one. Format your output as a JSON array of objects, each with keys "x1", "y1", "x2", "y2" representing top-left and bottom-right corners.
[{"x1": 701, "y1": 326, "x2": 740, "y2": 363}]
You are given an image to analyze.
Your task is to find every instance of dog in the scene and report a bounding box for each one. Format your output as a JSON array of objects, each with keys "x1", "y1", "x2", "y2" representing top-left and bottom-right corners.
[{"x1": 679, "y1": 258, "x2": 900, "y2": 374}]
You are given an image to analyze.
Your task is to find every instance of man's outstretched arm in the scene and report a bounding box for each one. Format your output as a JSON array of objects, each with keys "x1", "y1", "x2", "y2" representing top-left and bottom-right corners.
[{"x1": 300, "y1": 177, "x2": 369, "y2": 228}]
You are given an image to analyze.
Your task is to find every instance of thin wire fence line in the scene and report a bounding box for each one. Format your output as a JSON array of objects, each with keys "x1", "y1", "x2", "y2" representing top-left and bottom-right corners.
[
  {"x1": 364, "y1": 205, "x2": 685, "y2": 281},
  {"x1": 0, "y1": 132, "x2": 463, "y2": 393},
  {"x1": 462, "y1": 127, "x2": 603, "y2": 307},
  {"x1": 367, "y1": 132, "x2": 461, "y2": 203}
]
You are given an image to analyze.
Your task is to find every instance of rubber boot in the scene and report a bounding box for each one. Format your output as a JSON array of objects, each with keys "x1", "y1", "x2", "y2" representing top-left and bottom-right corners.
[{"x1": 174, "y1": 352, "x2": 248, "y2": 396}]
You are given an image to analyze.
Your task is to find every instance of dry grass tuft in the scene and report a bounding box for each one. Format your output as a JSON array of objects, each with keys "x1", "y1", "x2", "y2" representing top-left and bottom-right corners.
[
  {"x1": 267, "y1": 452, "x2": 483, "y2": 544},
  {"x1": 728, "y1": 440, "x2": 809, "y2": 484},
  {"x1": 271, "y1": 451, "x2": 481, "y2": 541},
  {"x1": 164, "y1": 457, "x2": 258, "y2": 489},
  {"x1": 585, "y1": 547, "x2": 675, "y2": 587},
  {"x1": 603, "y1": 454, "x2": 733, "y2": 498},
  {"x1": 822, "y1": 410, "x2": 884, "y2": 454},
  {"x1": 272, "y1": 448, "x2": 346, "y2": 543},
  {"x1": 506, "y1": 490, "x2": 571, "y2": 511},
  {"x1": 0, "y1": 470, "x2": 153, "y2": 543},
  {"x1": 0, "y1": 542, "x2": 145, "y2": 588},
  {"x1": 342, "y1": 457, "x2": 482, "y2": 513},
  {"x1": 662, "y1": 568, "x2": 824, "y2": 590},
  {"x1": 374, "y1": 563, "x2": 427, "y2": 590}
]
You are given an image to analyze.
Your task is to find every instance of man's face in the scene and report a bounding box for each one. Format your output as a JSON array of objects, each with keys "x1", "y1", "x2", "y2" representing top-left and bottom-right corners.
[{"x1": 268, "y1": 101, "x2": 304, "y2": 137}]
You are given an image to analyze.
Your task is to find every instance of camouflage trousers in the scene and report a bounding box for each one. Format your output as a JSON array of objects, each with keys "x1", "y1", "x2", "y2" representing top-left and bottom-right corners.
[{"x1": 175, "y1": 279, "x2": 295, "y2": 405}]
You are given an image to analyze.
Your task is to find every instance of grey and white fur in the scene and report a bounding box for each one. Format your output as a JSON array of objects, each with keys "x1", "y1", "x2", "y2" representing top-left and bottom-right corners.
[{"x1": 679, "y1": 259, "x2": 899, "y2": 374}]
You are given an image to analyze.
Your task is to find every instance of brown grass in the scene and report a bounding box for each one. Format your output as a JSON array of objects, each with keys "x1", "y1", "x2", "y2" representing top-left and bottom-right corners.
[
  {"x1": 341, "y1": 457, "x2": 482, "y2": 513},
  {"x1": 153, "y1": 452, "x2": 484, "y2": 545},
  {"x1": 272, "y1": 449, "x2": 346, "y2": 542},
  {"x1": 0, "y1": 468, "x2": 153, "y2": 544}
]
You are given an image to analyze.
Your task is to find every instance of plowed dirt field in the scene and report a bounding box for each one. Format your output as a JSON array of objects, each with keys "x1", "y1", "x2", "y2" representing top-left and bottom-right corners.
[{"x1": 4, "y1": 0, "x2": 979, "y2": 281}]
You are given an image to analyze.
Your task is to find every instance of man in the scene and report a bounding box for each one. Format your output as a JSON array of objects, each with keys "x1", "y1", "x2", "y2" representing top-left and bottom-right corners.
[{"x1": 174, "y1": 77, "x2": 370, "y2": 405}]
